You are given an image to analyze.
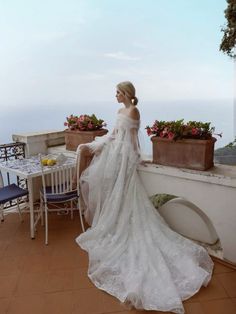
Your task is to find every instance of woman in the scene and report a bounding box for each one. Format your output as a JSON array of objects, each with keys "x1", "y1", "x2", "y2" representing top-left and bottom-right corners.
[{"x1": 75, "y1": 81, "x2": 213, "y2": 314}]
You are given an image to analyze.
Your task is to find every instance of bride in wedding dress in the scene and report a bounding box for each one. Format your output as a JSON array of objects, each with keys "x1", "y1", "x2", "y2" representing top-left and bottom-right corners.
[{"x1": 75, "y1": 81, "x2": 213, "y2": 314}]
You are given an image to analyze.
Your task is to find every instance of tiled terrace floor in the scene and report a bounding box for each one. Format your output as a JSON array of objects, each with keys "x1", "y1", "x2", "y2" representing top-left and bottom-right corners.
[{"x1": 0, "y1": 212, "x2": 236, "y2": 314}]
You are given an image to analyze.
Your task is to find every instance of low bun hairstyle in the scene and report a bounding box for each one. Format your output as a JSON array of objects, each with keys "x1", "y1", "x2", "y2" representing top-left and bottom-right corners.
[
  {"x1": 131, "y1": 96, "x2": 138, "y2": 106},
  {"x1": 117, "y1": 81, "x2": 138, "y2": 106}
]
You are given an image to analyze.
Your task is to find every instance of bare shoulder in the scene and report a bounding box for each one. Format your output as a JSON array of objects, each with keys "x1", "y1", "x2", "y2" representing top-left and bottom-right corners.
[{"x1": 129, "y1": 107, "x2": 140, "y2": 121}]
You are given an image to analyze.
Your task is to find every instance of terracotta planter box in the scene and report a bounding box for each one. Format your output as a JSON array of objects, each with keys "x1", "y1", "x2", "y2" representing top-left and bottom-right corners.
[
  {"x1": 151, "y1": 137, "x2": 217, "y2": 171},
  {"x1": 65, "y1": 128, "x2": 108, "y2": 151}
]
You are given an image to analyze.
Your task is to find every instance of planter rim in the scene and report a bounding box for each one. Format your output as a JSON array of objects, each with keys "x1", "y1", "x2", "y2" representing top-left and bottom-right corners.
[
  {"x1": 65, "y1": 128, "x2": 108, "y2": 134},
  {"x1": 151, "y1": 136, "x2": 217, "y2": 144}
]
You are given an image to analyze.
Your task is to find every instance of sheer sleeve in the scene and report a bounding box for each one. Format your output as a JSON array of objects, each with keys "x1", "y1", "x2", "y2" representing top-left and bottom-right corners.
[
  {"x1": 81, "y1": 130, "x2": 115, "y2": 155},
  {"x1": 130, "y1": 127, "x2": 142, "y2": 162},
  {"x1": 130, "y1": 128, "x2": 140, "y2": 153}
]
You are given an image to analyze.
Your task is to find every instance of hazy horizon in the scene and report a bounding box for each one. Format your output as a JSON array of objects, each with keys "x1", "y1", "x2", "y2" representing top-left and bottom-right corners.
[{"x1": 1, "y1": 99, "x2": 233, "y2": 154}]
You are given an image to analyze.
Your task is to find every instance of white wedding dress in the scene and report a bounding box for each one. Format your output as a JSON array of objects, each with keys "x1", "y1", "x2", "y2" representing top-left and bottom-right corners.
[{"x1": 75, "y1": 113, "x2": 213, "y2": 314}]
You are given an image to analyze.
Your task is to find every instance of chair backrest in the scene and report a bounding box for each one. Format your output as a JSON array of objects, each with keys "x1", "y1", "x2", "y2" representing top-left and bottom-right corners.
[
  {"x1": 0, "y1": 171, "x2": 3, "y2": 188},
  {"x1": 40, "y1": 160, "x2": 76, "y2": 203}
]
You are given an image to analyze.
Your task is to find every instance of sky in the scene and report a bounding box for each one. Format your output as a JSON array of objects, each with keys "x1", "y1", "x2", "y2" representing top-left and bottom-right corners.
[{"x1": 0, "y1": 0, "x2": 234, "y2": 111}]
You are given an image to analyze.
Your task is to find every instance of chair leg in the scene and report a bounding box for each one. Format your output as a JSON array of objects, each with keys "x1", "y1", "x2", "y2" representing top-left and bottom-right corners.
[
  {"x1": 70, "y1": 200, "x2": 73, "y2": 220},
  {"x1": 45, "y1": 205, "x2": 49, "y2": 245},
  {"x1": 16, "y1": 199, "x2": 23, "y2": 222},
  {"x1": 40, "y1": 196, "x2": 44, "y2": 226},
  {"x1": 40, "y1": 203, "x2": 44, "y2": 226},
  {"x1": 0, "y1": 205, "x2": 4, "y2": 222}
]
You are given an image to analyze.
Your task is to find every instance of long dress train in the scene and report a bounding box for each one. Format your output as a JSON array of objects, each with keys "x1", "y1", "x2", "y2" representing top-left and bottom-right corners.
[{"x1": 75, "y1": 113, "x2": 213, "y2": 314}]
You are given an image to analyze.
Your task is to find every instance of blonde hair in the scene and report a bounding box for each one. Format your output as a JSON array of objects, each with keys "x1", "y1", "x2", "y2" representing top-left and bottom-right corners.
[{"x1": 117, "y1": 81, "x2": 138, "y2": 106}]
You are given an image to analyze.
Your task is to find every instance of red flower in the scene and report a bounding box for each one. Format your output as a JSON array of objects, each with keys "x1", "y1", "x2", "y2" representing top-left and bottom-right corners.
[
  {"x1": 191, "y1": 128, "x2": 199, "y2": 136},
  {"x1": 146, "y1": 127, "x2": 152, "y2": 136}
]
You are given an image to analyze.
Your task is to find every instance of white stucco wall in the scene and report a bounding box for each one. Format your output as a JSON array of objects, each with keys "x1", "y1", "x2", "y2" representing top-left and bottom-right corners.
[
  {"x1": 234, "y1": 60, "x2": 236, "y2": 138},
  {"x1": 138, "y1": 163, "x2": 236, "y2": 264},
  {"x1": 234, "y1": 97, "x2": 236, "y2": 138}
]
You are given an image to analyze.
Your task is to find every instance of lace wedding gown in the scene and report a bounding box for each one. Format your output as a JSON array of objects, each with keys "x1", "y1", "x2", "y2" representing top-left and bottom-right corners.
[{"x1": 75, "y1": 113, "x2": 213, "y2": 314}]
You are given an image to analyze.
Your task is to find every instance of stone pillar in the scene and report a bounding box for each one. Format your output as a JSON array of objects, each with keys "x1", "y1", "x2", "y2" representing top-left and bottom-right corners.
[{"x1": 12, "y1": 130, "x2": 66, "y2": 157}]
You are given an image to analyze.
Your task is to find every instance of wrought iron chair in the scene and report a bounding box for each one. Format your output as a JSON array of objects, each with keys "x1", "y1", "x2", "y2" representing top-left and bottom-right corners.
[
  {"x1": 0, "y1": 171, "x2": 28, "y2": 222},
  {"x1": 40, "y1": 159, "x2": 85, "y2": 245}
]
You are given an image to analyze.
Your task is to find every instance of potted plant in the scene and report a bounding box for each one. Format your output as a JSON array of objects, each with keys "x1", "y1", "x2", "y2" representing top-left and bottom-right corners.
[
  {"x1": 64, "y1": 114, "x2": 108, "y2": 151},
  {"x1": 146, "y1": 119, "x2": 221, "y2": 171}
]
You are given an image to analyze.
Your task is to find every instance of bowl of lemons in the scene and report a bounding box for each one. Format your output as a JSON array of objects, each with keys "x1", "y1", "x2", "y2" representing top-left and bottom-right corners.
[{"x1": 41, "y1": 156, "x2": 57, "y2": 167}]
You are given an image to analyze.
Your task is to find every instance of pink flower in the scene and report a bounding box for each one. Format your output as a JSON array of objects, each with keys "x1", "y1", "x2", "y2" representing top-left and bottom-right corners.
[
  {"x1": 88, "y1": 122, "x2": 93, "y2": 129},
  {"x1": 167, "y1": 132, "x2": 175, "y2": 140},
  {"x1": 77, "y1": 122, "x2": 83, "y2": 129},
  {"x1": 64, "y1": 113, "x2": 106, "y2": 131},
  {"x1": 78, "y1": 115, "x2": 85, "y2": 122},
  {"x1": 146, "y1": 119, "x2": 218, "y2": 141},
  {"x1": 153, "y1": 126, "x2": 158, "y2": 132}
]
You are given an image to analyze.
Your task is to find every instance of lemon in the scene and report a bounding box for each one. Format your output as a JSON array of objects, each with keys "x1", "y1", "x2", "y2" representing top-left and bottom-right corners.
[
  {"x1": 41, "y1": 159, "x2": 48, "y2": 166},
  {"x1": 47, "y1": 159, "x2": 56, "y2": 166}
]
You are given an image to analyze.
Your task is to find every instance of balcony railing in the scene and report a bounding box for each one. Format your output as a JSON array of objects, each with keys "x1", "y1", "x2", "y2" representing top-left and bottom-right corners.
[
  {"x1": 0, "y1": 142, "x2": 27, "y2": 208},
  {"x1": 0, "y1": 142, "x2": 26, "y2": 161}
]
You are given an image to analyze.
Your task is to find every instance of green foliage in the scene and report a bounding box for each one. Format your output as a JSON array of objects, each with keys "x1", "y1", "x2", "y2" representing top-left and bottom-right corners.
[
  {"x1": 225, "y1": 137, "x2": 236, "y2": 147},
  {"x1": 220, "y1": 0, "x2": 236, "y2": 58},
  {"x1": 150, "y1": 194, "x2": 177, "y2": 209}
]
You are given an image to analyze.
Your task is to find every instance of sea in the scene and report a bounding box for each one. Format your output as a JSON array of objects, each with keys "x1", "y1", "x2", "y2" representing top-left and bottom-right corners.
[{"x1": 0, "y1": 99, "x2": 234, "y2": 155}]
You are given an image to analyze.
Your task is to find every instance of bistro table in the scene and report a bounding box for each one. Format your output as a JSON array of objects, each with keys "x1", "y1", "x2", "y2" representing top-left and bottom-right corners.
[{"x1": 0, "y1": 154, "x2": 76, "y2": 238}]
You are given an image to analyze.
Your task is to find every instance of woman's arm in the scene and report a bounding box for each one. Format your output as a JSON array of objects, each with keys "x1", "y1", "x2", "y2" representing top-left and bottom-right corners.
[
  {"x1": 72, "y1": 128, "x2": 116, "y2": 186},
  {"x1": 129, "y1": 109, "x2": 146, "y2": 166}
]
